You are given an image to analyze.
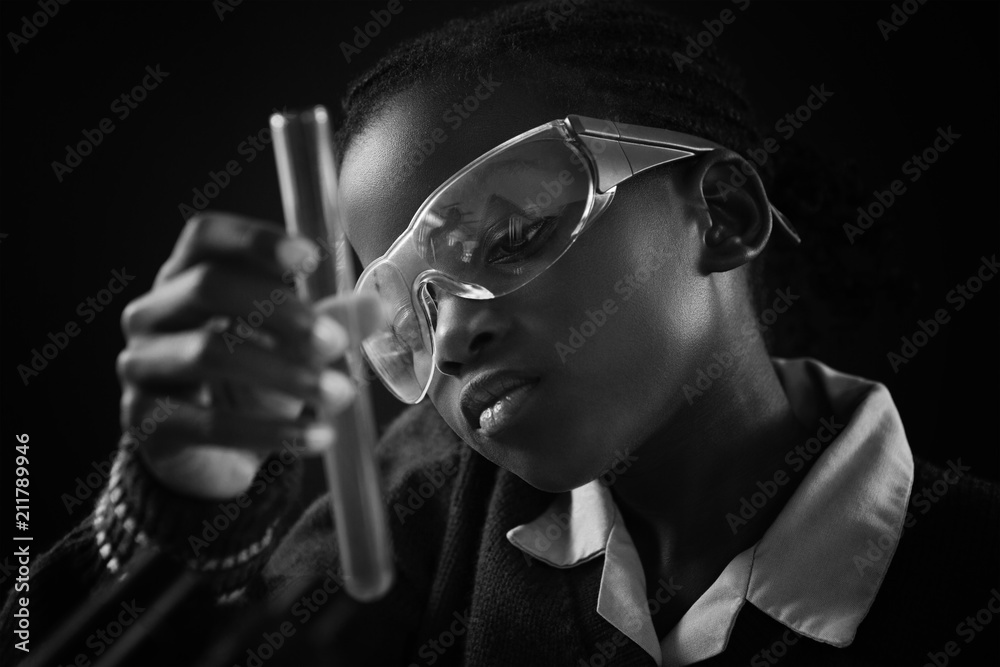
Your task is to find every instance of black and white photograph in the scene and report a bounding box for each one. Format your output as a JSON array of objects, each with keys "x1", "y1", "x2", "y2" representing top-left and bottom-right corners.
[{"x1": 1, "y1": 1, "x2": 998, "y2": 665}]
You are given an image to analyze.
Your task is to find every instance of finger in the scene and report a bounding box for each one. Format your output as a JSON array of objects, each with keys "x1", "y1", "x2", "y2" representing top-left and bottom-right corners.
[
  {"x1": 122, "y1": 263, "x2": 314, "y2": 348},
  {"x1": 136, "y1": 404, "x2": 332, "y2": 458},
  {"x1": 116, "y1": 330, "x2": 352, "y2": 401},
  {"x1": 158, "y1": 212, "x2": 320, "y2": 286},
  {"x1": 122, "y1": 387, "x2": 355, "y2": 458}
]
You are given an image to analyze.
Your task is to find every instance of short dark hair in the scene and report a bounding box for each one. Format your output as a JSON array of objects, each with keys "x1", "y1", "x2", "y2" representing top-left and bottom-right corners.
[
  {"x1": 334, "y1": 0, "x2": 768, "y2": 166},
  {"x1": 333, "y1": 0, "x2": 780, "y2": 341}
]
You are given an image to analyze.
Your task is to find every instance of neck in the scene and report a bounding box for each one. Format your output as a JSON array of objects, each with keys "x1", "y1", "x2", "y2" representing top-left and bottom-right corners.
[{"x1": 610, "y1": 342, "x2": 815, "y2": 598}]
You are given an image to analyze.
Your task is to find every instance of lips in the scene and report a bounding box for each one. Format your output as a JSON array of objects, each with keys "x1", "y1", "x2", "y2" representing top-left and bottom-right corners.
[{"x1": 460, "y1": 371, "x2": 539, "y2": 434}]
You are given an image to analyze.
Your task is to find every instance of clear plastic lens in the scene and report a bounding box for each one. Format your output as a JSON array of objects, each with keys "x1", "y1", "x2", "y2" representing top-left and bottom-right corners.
[
  {"x1": 359, "y1": 131, "x2": 595, "y2": 403},
  {"x1": 389, "y1": 307, "x2": 422, "y2": 351},
  {"x1": 357, "y1": 263, "x2": 429, "y2": 402},
  {"x1": 414, "y1": 138, "x2": 591, "y2": 293},
  {"x1": 361, "y1": 331, "x2": 422, "y2": 402}
]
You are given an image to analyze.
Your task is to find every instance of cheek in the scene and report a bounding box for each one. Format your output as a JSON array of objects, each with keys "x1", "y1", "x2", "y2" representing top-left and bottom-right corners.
[
  {"x1": 601, "y1": 255, "x2": 714, "y2": 404},
  {"x1": 557, "y1": 194, "x2": 713, "y2": 388},
  {"x1": 533, "y1": 240, "x2": 712, "y2": 459},
  {"x1": 544, "y1": 234, "x2": 699, "y2": 373}
]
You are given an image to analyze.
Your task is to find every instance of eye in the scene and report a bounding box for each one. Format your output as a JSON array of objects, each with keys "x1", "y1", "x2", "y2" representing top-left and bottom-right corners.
[{"x1": 483, "y1": 213, "x2": 558, "y2": 265}]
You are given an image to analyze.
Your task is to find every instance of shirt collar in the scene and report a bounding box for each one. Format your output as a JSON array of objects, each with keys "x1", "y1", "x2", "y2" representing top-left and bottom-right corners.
[{"x1": 505, "y1": 357, "x2": 915, "y2": 666}]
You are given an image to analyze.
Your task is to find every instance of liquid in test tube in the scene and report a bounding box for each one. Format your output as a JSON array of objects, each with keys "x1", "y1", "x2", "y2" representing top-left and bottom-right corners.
[{"x1": 270, "y1": 106, "x2": 394, "y2": 602}]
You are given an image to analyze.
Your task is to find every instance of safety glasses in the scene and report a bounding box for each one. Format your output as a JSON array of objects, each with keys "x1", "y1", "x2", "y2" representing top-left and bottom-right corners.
[{"x1": 355, "y1": 115, "x2": 800, "y2": 403}]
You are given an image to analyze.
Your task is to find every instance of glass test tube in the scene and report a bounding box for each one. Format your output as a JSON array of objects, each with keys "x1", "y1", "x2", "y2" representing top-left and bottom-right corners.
[{"x1": 270, "y1": 106, "x2": 394, "y2": 602}]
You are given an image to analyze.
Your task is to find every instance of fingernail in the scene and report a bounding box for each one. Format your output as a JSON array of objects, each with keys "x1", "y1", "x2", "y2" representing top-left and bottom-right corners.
[
  {"x1": 312, "y1": 316, "x2": 348, "y2": 358},
  {"x1": 276, "y1": 237, "x2": 319, "y2": 272},
  {"x1": 320, "y1": 369, "x2": 356, "y2": 407},
  {"x1": 205, "y1": 316, "x2": 232, "y2": 333},
  {"x1": 304, "y1": 423, "x2": 336, "y2": 452}
]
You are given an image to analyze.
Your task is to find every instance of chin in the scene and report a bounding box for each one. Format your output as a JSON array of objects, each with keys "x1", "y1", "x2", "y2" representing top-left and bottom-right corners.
[
  {"x1": 515, "y1": 473, "x2": 579, "y2": 494},
  {"x1": 508, "y1": 456, "x2": 600, "y2": 494},
  {"x1": 459, "y1": 417, "x2": 607, "y2": 493}
]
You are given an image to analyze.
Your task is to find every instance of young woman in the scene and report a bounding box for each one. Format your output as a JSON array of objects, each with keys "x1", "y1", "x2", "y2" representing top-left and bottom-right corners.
[{"x1": 4, "y1": 1, "x2": 998, "y2": 665}]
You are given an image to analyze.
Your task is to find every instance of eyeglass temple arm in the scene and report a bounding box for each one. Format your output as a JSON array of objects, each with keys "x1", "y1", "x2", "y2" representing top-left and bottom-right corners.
[{"x1": 566, "y1": 115, "x2": 801, "y2": 244}]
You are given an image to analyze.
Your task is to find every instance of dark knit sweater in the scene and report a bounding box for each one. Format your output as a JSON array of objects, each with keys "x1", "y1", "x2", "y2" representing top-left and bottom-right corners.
[{"x1": 3, "y1": 400, "x2": 999, "y2": 666}]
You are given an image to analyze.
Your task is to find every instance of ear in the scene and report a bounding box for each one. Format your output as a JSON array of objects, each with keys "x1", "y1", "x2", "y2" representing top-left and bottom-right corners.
[{"x1": 685, "y1": 149, "x2": 773, "y2": 274}]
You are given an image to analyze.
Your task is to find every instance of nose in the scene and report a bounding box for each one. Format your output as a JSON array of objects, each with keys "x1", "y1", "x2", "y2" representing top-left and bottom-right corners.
[{"x1": 432, "y1": 292, "x2": 512, "y2": 377}]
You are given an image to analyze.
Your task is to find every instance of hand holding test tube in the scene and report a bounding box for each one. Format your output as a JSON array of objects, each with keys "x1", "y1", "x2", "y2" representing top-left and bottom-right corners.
[{"x1": 270, "y1": 107, "x2": 395, "y2": 602}]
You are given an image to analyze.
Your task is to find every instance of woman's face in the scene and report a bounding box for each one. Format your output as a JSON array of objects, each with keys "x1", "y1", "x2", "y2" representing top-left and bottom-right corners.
[{"x1": 339, "y1": 74, "x2": 718, "y2": 492}]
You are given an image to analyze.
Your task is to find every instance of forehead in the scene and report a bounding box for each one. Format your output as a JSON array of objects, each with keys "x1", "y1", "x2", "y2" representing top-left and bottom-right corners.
[{"x1": 338, "y1": 75, "x2": 569, "y2": 266}]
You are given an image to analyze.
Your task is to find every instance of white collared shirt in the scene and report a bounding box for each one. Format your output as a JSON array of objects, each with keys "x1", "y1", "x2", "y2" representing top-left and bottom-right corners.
[{"x1": 506, "y1": 358, "x2": 914, "y2": 666}]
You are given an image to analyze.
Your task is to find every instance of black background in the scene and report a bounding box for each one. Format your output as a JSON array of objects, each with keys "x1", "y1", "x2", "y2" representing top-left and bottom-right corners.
[{"x1": 1, "y1": 0, "x2": 997, "y2": 576}]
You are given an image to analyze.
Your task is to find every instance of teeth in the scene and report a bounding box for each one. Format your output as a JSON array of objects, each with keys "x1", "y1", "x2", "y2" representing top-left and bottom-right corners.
[{"x1": 479, "y1": 398, "x2": 506, "y2": 429}]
